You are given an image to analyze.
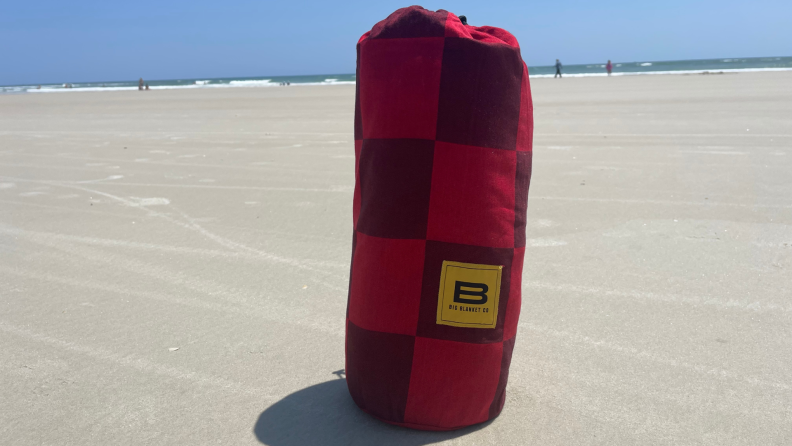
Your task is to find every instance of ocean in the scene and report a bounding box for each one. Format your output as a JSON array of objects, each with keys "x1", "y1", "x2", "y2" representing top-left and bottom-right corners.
[{"x1": 2, "y1": 56, "x2": 790, "y2": 93}]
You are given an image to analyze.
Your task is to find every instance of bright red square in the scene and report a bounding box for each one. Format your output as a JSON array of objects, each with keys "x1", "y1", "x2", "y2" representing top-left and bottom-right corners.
[
  {"x1": 359, "y1": 37, "x2": 444, "y2": 140},
  {"x1": 352, "y1": 140, "x2": 362, "y2": 228},
  {"x1": 348, "y1": 233, "x2": 426, "y2": 336},
  {"x1": 426, "y1": 142, "x2": 516, "y2": 248},
  {"x1": 404, "y1": 337, "x2": 503, "y2": 429},
  {"x1": 504, "y1": 247, "x2": 524, "y2": 340}
]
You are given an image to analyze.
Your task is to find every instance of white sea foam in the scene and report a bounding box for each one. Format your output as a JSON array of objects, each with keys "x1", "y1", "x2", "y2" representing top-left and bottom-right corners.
[
  {"x1": 0, "y1": 85, "x2": 36, "y2": 93},
  {"x1": 529, "y1": 67, "x2": 792, "y2": 78},
  {"x1": 303, "y1": 80, "x2": 355, "y2": 86},
  {"x1": 30, "y1": 86, "x2": 141, "y2": 93},
  {"x1": 194, "y1": 80, "x2": 210, "y2": 85},
  {"x1": 25, "y1": 79, "x2": 351, "y2": 93},
  {"x1": 640, "y1": 62, "x2": 653, "y2": 66},
  {"x1": 229, "y1": 79, "x2": 273, "y2": 85},
  {"x1": 16, "y1": 66, "x2": 791, "y2": 93}
]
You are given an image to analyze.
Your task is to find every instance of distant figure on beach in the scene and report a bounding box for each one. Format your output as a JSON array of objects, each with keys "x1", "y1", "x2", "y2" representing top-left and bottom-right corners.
[
  {"x1": 139, "y1": 78, "x2": 144, "y2": 91},
  {"x1": 145, "y1": 84, "x2": 150, "y2": 90},
  {"x1": 555, "y1": 59, "x2": 562, "y2": 78},
  {"x1": 606, "y1": 60, "x2": 613, "y2": 76}
]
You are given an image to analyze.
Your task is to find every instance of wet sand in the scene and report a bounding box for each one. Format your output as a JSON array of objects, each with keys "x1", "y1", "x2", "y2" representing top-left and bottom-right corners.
[{"x1": 1, "y1": 71, "x2": 790, "y2": 445}]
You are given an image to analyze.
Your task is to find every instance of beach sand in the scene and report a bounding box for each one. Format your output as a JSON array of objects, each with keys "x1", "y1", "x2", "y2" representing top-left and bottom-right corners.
[{"x1": 1, "y1": 71, "x2": 790, "y2": 445}]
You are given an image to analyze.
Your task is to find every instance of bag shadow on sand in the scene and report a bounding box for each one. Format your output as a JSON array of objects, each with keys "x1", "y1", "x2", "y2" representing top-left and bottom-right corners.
[{"x1": 253, "y1": 372, "x2": 491, "y2": 445}]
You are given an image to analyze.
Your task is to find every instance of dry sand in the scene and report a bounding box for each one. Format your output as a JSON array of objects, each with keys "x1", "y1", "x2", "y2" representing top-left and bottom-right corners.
[{"x1": 1, "y1": 71, "x2": 790, "y2": 445}]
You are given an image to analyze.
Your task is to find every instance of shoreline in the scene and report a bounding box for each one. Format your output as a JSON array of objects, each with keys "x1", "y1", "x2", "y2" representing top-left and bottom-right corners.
[
  {"x1": 529, "y1": 66, "x2": 792, "y2": 78},
  {"x1": 4, "y1": 66, "x2": 792, "y2": 94}
]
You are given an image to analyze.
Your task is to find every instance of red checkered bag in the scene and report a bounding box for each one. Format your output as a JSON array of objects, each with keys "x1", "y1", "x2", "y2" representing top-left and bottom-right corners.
[{"x1": 345, "y1": 6, "x2": 533, "y2": 431}]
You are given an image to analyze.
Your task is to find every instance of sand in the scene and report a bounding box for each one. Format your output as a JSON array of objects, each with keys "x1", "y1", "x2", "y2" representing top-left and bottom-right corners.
[{"x1": 1, "y1": 71, "x2": 790, "y2": 445}]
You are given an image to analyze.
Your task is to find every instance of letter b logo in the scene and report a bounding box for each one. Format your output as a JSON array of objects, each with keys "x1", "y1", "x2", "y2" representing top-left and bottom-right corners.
[
  {"x1": 436, "y1": 261, "x2": 502, "y2": 329},
  {"x1": 453, "y1": 281, "x2": 488, "y2": 305}
]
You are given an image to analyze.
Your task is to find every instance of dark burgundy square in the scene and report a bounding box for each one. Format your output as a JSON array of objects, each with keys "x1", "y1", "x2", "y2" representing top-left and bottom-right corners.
[
  {"x1": 356, "y1": 139, "x2": 435, "y2": 239},
  {"x1": 504, "y1": 247, "x2": 524, "y2": 341},
  {"x1": 488, "y1": 336, "x2": 516, "y2": 419},
  {"x1": 369, "y1": 6, "x2": 448, "y2": 39},
  {"x1": 435, "y1": 37, "x2": 523, "y2": 151},
  {"x1": 416, "y1": 240, "x2": 513, "y2": 344},
  {"x1": 514, "y1": 151, "x2": 532, "y2": 248},
  {"x1": 346, "y1": 321, "x2": 416, "y2": 423},
  {"x1": 515, "y1": 63, "x2": 533, "y2": 152},
  {"x1": 354, "y1": 44, "x2": 363, "y2": 141}
]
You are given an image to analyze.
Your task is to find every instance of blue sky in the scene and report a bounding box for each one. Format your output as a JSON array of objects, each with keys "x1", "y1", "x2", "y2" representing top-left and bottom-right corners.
[{"x1": 1, "y1": 1, "x2": 790, "y2": 85}]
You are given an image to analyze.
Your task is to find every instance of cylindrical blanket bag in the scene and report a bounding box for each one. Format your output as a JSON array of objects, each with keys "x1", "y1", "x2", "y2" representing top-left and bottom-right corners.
[{"x1": 345, "y1": 6, "x2": 533, "y2": 431}]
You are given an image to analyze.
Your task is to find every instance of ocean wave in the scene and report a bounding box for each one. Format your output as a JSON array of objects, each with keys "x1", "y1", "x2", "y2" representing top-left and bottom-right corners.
[
  {"x1": 14, "y1": 65, "x2": 791, "y2": 94},
  {"x1": 30, "y1": 86, "x2": 141, "y2": 93},
  {"x1": 639, "y1": 62, "x2": 653, "y2": 66},
  {"x1": 229, "y1": 79, "x2": 273, "y2": 85},
  {"x1": 529, "y1": 67, "x2": 792, "y2": 78},
  {"x1": 25, "y1": 79, "x2": 356, "y2": 93},
  {"x1": 300, "y1": 81, "x2": 356, "y2": 86},
  {"x1": 0, "y1": 86, "x2": 33, "y2": 92}
]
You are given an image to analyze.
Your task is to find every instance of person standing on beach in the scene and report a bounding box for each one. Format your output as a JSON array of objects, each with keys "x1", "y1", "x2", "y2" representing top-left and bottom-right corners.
[
  {"x1": 555, "y1": 59, "x2": 562, "y2": 78},
  {"x1": 606, "y1": 60, "x2": 613, "y2": 76},
  {"x1": 139, "y1": 78, "x2": 144, "y2": 91}
]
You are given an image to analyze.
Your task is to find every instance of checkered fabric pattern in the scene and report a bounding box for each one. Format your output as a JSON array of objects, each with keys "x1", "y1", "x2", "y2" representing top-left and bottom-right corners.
[{"x1": 345, "y1": 6, "x2": 533, "y2": 431}]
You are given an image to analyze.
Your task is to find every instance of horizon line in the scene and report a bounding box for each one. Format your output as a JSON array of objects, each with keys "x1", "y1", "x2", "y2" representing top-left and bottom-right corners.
[{"x1": 2, "y1": 55, "x2": 789, "y2": 88}]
